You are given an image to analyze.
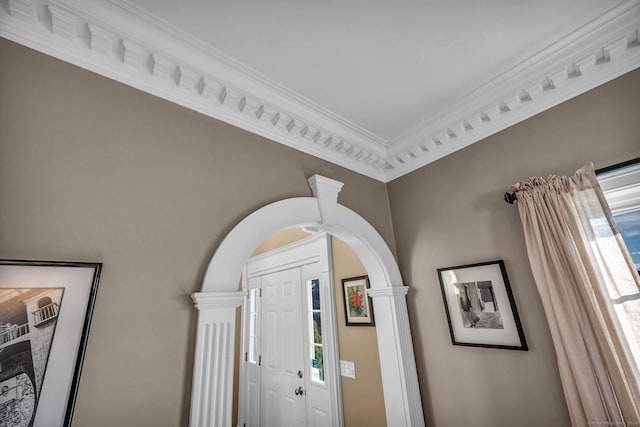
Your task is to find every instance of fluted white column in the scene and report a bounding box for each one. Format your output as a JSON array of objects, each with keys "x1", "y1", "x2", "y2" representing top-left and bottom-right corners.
[
  {"x1": 367, "y1": 286, "x2": 425, "y2": 427},
  {"x1": 190, "y1": 291, "x2": 246, "y2": 427}
]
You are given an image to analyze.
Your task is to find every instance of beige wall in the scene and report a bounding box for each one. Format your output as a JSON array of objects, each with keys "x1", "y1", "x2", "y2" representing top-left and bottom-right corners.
[
  {"x1": 0, "y1": 39, "x2": 395, "y2": 427},
  {"x1": 251, "y1": 228, "x2": 312, "y2": 257},
  {"x1": 243, "y1": 229, "x2": 386, "y2": 426},
  {"x1": 4, "y1": 33, "x2": 640, "y2": 427},
  {"x1": 387, "y1": 68, "x2": 640, "y2": 427}
]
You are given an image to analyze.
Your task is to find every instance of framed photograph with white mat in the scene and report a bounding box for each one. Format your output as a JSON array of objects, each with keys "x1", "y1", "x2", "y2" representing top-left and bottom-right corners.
[
  {"x1": 0, "y1": 260, "x2": 101, "y2": 426},
  {"x1": 437, "y1": 260, "x2": 527, "y2": 351}
]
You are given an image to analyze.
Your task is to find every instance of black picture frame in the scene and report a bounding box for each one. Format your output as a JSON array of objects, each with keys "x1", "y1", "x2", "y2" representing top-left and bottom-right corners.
[
  {"x1": 0, "y1": 260, "x2": 102, "y2": 426},
  {"x1": 437, "y1": 260, "x2": 527, "y2": 351},
  {"x1": 341, "y1": 275, "x2": 375, "y2": 326}
]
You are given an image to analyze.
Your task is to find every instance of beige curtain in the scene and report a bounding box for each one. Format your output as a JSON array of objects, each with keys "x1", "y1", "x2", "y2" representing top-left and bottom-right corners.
[{"x1": 512, "y1": 163, "x2": 640, "y2": 426}]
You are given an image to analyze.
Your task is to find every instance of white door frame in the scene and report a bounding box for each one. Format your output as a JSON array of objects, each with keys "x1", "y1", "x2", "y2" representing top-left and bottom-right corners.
[
  {"x1": 189, "y1": 174, "x2": 425, "y2": 427},
  {"x1": 240, "y1": 233, "x2": 343, "y2": 427}
]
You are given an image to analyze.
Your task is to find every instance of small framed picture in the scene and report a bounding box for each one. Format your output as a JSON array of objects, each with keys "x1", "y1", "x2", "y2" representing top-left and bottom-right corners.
[
  {"x1": 341, "y1": 275, "x2": 375, "y2": 326},
  {"x1": 437, "y1": 260, "x2": 527, "y2": 350},
  {"x1": 0, "y1": 260, "x2": 101, "y2": 426}
]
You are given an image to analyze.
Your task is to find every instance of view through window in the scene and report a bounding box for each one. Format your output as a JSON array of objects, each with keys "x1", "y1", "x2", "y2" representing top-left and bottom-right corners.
[
  {"x1": 597, "y1": 157, "x2": 640, "y2": 375},
  {"x1": 598, "y1": 158, "x2": 640, "y2": 272},
  {"x1": 308, "y1": 278, "x2": 324, "y2": 383}
]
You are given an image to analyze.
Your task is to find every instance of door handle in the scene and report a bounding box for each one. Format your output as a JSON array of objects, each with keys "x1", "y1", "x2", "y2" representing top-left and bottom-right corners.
[{"x1": 294, "y1": 386, "x2": 304, "y2": 396}]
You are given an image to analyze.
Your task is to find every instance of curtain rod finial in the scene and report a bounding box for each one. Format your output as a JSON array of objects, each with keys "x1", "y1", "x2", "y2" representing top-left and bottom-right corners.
[{"x1": 504, "y1": 192, "x2": 517, "y2": 204}]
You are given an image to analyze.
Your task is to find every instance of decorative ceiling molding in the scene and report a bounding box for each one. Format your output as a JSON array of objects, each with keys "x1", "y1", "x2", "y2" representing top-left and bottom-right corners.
[
  {"x1": 1, "y1": 0, "x2": 639, "y2": 183},
  {"x1": 384, "y1": 0, "x2": 640, "y2": 181},
  {"x1": 0, "y1": 0, "x2": 391, "y2": 181}
]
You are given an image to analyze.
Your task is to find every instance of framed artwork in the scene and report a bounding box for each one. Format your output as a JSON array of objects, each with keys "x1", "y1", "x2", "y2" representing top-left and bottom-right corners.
[
  {"x1": 437, "y1": 260, "x2": 527, "y2": 351},
  {"x1": 341, "y1": 275, "x2": 375, "y2": 326},
  {"x1": 0, "y1": 260, "x2": 102, "y2": 427}
]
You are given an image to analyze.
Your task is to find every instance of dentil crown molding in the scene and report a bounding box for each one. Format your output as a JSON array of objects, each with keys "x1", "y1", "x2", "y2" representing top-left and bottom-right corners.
[
  {"x1": 1, "y1": 0, "x2": 639, "y2": 182},
  {"x1": 385, "y1": 0, "x2": 640, "y2": 181}
]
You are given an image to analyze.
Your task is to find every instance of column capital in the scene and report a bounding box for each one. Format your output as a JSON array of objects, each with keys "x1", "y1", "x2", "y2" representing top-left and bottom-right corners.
[
  {"x1": 191, "y1": 291, "x2": 246, "y2": 310},
  {"x1": 367, "y1": 286, "x2": 410, "y2": 298}
]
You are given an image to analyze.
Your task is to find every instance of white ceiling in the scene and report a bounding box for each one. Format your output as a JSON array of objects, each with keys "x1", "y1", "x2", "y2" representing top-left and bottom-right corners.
[
  {"x1": 1, "y1": 0, "x2": 639, "y2": 181},
  {"x1": 124, "y1": 0, "x2": 619, "y2": 140}
]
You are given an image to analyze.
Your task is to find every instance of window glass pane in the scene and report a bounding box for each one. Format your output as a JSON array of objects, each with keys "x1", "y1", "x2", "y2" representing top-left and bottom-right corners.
[
  {"x1": 614, "y1": 209, "x2": 640, "y2": 270},
  {"x1": 308, "y1": 278, "x2": 324, "y2": 384},
  {"x1": 598, "y1": 160, "x2": 640, "y2": 375},
  {"x1": 250, "y1": 313, "x2": 257, "y2": 336},
  {"x1": 311, "y1": 279, "x2": 321, "y2": 310},
  {"x1": 248, "y1": 288, "x2": 259, "y2": 364},
  {"x1": 249, "y1": 336, "x2": 257, "y2": 363},
  {"x1": 312, "y1": 345, "x2": 324, "y2": 382},
  {"x1": 250, "y1": 289, "x2": 258, "y2": 311},
  {"x1": 313, "y1": 312, "x2": 322, "y2": 344}
]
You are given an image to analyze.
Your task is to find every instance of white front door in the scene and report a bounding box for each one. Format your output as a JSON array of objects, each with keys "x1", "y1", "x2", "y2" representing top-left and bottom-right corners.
[
  {"x1": 242, "y1": 234, "x2": 343, "y2": 427},
  {"x1": 261, "y1": 266, "x2": 306, "y2": 426}
]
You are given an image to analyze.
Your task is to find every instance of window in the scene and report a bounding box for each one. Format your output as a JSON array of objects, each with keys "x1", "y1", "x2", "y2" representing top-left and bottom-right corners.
[
  {"x1": 597, "y1": 158, "x2": 640, "y2": 372},
  {"x1": 598, "y1": 158, "x2": 640, "y2": 272},
  {"x1": 614, "y1": 210, "x2": 640, "y2": 272},
  {"x1": 308, "y1": 278, "x2": 324, "y2": 383},
  {"x1": 247, "y1": 288, "x2": 260, "y2": 364},
  {"x1": 37, "y1": 297, "x2": 53, "y2": 308},
  {"x1": 32, "y1": 296, "x2": 59, "y2": 326}
]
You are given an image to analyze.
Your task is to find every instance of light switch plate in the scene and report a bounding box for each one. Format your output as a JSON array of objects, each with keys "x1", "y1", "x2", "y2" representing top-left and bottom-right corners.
[{"x1": 340, "y1": 360, "x2": 356, "y2": 379}]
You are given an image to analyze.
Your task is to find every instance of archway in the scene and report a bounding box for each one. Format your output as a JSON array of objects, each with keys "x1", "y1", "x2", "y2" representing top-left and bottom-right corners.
[{"x1": 189, "y1": 175, "x2": 424, "y2": 426}]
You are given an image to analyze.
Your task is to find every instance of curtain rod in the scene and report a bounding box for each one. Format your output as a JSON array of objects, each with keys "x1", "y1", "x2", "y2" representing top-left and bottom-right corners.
[
  {"x1": 504, "y1": 192, "x2": 517, "y2": 205},
  {"x1": 503, "y1": 157, "x2": 640, "y2": 205}
]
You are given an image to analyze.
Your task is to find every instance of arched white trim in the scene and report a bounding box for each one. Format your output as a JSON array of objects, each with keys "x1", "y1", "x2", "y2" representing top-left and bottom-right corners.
[{"x1": 190, "y1": 175, "x2": 425, "y2": 426}]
